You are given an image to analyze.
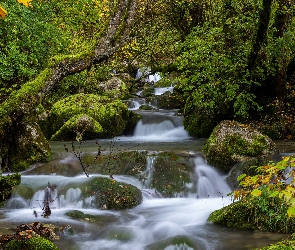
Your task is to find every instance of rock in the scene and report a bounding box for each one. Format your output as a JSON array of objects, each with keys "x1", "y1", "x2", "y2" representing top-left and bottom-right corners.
[
  {"x1": 49, "y1": 93, "x2": 141, "y2": 140},
  {"x1": 203, "y1": 120, "x2": 279, "y2": 172},
  {"x1": 87, "y1": 177, "x2": 143, "y2": 210},
  {"x1": 51, "y1": 114, "x2": 103, "y2": 141},
  {"x1": 97, "y1": 76, "x2": 129, "y2": 99},
  {"x1": 5, "y1": 120, "x2": 51, "y2": 172}
]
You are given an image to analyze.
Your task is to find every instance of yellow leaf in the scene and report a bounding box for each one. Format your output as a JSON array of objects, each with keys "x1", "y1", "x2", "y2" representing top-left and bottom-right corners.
[
  {"x1": 0, "y1": 6, "x2": 7, "y2": 18},
  {"x1": 17, "y1": 0, "x2": 32, "y2": 7},
  {"x1": 250, "y1": 189, "x2": 262, "y2": 197}
]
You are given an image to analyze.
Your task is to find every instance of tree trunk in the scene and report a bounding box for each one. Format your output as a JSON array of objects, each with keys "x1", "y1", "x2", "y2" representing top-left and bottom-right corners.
[{"x1": 247, "y1": 0, "x2": 272, "y2": 77}]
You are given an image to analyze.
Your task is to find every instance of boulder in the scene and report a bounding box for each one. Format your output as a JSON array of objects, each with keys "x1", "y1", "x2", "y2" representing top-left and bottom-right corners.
[
  {"x1": 49, "y1": 93, "x2": 141, "y2": 140},
  {"x1": 5, "y1": 120, "x2": 51, "y2": 172},
  {"x1": 87, "y1": 177, "x2": 143, "y2": 210},
  {"x1": 97, "y1": 76, "x2": 129, "y2": 99},
  {"x1": 203, "y1": 120, "x2": 279, "y2": 172}
]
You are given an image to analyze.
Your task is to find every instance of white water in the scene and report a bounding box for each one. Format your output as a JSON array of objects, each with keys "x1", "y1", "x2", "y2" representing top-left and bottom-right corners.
[
  {"x1": 154, "y1": 85, "x2": 174, "y2": 95},
  {"x1": 2, "y1": 162, "x2": 233, "y2": 249},
  {"x1": 131, "y1": 120, "x2": 190, "y2": 141},
  {"x1": 194, "y1": 157, "x2": 231, "y2": 198}
]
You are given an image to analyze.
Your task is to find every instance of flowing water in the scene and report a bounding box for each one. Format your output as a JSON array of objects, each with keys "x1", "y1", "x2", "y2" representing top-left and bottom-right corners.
[{"x1": 0, "y1": 96, "x2": 291, "y2": 249}]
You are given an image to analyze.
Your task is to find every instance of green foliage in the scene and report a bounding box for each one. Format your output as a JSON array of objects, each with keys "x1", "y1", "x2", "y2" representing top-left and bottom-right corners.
[
  {"x1": 216, "y1": 155, "x2": 295, "y2": 233},
  {"x1": 0, "y1": 173, "x2": 21, "y2": 203},
  {"x1": 0, "y1": 0, "x2": 68, "y2": 101},
  {"x1": 175, "y1": 0, "x2": 295, "y2": 139},
  {"x1": 5, "y1": 236, "x2": 59, "y2": 250}
]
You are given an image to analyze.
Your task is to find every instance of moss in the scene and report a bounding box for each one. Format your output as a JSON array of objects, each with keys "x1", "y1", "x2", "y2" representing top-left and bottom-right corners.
[
  {"x1": 151, "y1": 152, "x2": 192, "y2": 197},
  {"x1": 49, "y1": 93, "x2": 139, "y2": 140},
  {"x1": 86, "y1": 150, "x2": 147, "y2": 176},
  {"x1": 203, "y1": 120, "x2": 278, "y2": 172},
  {"x1": 8, "y1": 120, "x2": 52, "y2": 172},
  {"x1": 51, "y1": 114, "x2": 103, "y2": 141},
  {"x1": 0, "y1": 68, "x2": 52, "y2": 138},
  {"x1": 208, "y1": 198, "x2": 295, "y2": 233},
  {"x1": 0, "y1": 173, "x2": 21, "y2": 203},
  {"x1": 5, "y1": 236, "x2": 59, "y2": 250},
  {"x1": 258, "y1": 233, "x2": 295, "y2": 249},
  {"x1": 86, "y1": 177, "x2": 142, "y2": 210},
  {"x1": 65, "y1": 210, "x2": 97, "y2": 223}
]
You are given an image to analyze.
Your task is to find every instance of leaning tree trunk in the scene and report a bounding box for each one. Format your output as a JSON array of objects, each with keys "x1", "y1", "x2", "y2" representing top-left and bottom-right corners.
[{"x1": 0, "y1": 0, "x2": 137, "y2": 170}]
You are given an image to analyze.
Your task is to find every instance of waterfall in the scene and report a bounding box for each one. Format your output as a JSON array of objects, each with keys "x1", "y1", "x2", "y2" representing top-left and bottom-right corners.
[
  {"x1": 132, "y1": 120, "x2": 190, "y2": 141},
  {"x1": 154, "y1": 85, "x2": 174, "y2": 95},
  {"x1": 194, "y1": 156, "x2": 231, "y2": 198}
]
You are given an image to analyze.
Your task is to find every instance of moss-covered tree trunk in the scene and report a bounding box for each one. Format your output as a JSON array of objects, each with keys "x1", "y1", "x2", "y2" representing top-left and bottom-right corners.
[{"x1": 0, "y1": 0, "x2": 137, "y2": 171}]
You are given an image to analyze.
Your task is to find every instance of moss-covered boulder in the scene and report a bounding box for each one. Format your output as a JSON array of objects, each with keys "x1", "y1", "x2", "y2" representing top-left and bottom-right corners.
[
  {"x1": 49, "y1": 93, "x2": 141, "y2": 140},
  {"x1": 97, "y1": 76, "x2": 129, "y2": 99},
  {"x1": 87, "y1": 177, "x2": 142, "y2": 210},
  {"x1": 0, "y1": 173, "x2": 21, "y2": 203},
  {"x1": 2, "y1": 119, "x2": 51, "y2": 172},
  {"x1": 86, "y1": 150, "x2": 147, "y2": 177},
  {"x1": 208, "y1": 198, "x2": 295, "y2": 233},
  {"x1": 150, "y1": 152, "x2": 192, "y2": 197},
  {"x1": 203, "y1": 120, "x2": 279, "y2": 172},
  {"x1": 51, "y1": 114, "x2": 103, "y2": 141},
  {"x1": 4, "y1": 236, "x2": 59, "y2": 250}
]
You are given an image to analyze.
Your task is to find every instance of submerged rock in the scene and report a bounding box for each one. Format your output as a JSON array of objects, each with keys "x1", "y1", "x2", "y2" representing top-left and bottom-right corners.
[
  {"x1": 203, "y1": 120, "x2": 279, "y2": 172},
  {"x1": 88, "y1": 177, "x2": 143, "y2": 210}
]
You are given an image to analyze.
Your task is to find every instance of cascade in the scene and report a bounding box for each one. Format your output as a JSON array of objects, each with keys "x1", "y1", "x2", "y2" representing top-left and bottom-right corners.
[{"x1": 194, "y1": 156, "x2": 231, "y2": 198}]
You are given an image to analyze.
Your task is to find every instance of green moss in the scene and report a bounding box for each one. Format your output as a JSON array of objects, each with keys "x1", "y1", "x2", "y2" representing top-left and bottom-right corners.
[
  {"x1": 86, "y1": 150, "x2": 147, "y2": 176},
  {"x1": 151, "y1": 152, "x2": 192, "y2": 197},
  {"x1": 203, "y1": 121, "x2": 277, "y2": 172},
  {"x1": 49, "y1": 93, "x2": 138, "y2": 140},
  {"x1": 8, "y1": 120, "x2": 52, "y2": 172},
  {"x1": 87, "y1": 177, "x2": 142, "y2": 210},
  {"x1": 258, "y1": 234, "x2": 295, "y2": 249},
  {"x1": 51, "y1": 114, "x2": 103, "y2": 141},
  {"x1": 0, "y1": 173, "x2": 21, "y2": 203},
  {"x1": 0, "y1": 68, "x2": 52, "y2": 137},
  {"x1": 209, "y1": 198, "x2": 295, "y2": 233},
  {"x1": 5, "y1": 236, "x2": 59, "y2": 250}
]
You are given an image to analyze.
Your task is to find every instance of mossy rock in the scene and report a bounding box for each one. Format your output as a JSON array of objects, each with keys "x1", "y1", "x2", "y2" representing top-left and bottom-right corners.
[
  {"x1": 86, "y1": 150, "x2": 148, "y2": 176},
  {"x1": 5, "y1": 236, "x2": 59, "y2": 250},
  {"x1": 51, "y1": 114, "x2": 103, "y2": 141},
  {"x1": 208, "y1": 198, "x2": 295, "y2": 233},
  {"x1": 203, "y1": 120, "x2": 279, "y2": 172},
  {"x1": 97, "y1": 76, "x2": 129, "y2": 99},
  {"x1": 150, "y1": 152, "x2": 192, "y2": 197},
  {"x1": 5, "y1": 119, "x2": 51, "y2": 172},
  {"x1": 83, "y1": 177, "x2": 142, "y2": 210},
  {"x1": 49, "y1": 93, "x2": 140, "y2": 140},
  {"x1": 65, "y1": 210, "x2": 97, "y2": 223},
  {"x1": 259, "y1": 233, "x2": 295, "y2": 249},
  {"x1": 0, "y1": 173, "x2": 21, "y2": 203}
]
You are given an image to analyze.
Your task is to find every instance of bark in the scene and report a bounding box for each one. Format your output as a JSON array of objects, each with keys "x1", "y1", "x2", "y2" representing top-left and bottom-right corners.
[
  {"x1": 42, "y1": 0, "x2": 137, "y2": 96},
  {"x1": 247, "y1": 0, "x2": 272, "y2": 77}
]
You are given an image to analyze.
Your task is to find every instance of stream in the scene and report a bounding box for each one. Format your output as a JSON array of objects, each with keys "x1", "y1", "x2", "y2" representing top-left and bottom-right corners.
[{"x1": 0, "y1": 90, "x2": 292, "y2": 250}]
